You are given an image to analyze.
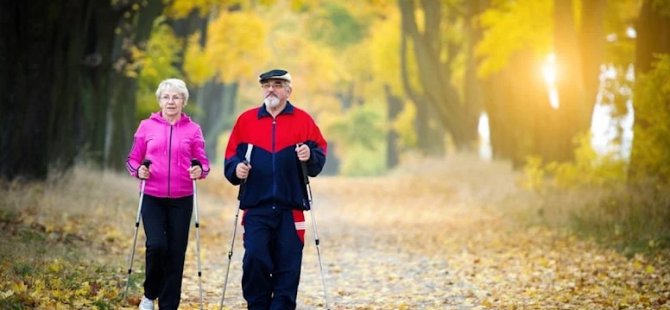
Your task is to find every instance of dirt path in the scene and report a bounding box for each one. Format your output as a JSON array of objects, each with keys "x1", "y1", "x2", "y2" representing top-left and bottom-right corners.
[{"x1": 177, "y1": 155, "x2": 669, "y2": 309}]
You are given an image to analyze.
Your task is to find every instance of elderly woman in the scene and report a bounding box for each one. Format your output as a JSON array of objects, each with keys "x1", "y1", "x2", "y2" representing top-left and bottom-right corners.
[{"x1": 126, "y1": 78, "x2": 210, "y2": 310}]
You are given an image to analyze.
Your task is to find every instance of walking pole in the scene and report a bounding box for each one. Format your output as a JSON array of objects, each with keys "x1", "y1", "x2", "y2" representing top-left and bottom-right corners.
[
  {"x1": 191, "y1": 159, "x2": 205, "y2": 310},
  {"x1": 124, "y1": 159, "x2": 151, "y2": 298},
  {"x1": 219, "y1": 145, "x2": 253, "y2": 310},
  {"x1": 300, "y1": 161, "x2": 332, "y2": 310},
  {"x1": 218, "y1": 207, "x2": 240, "y2": 310}
]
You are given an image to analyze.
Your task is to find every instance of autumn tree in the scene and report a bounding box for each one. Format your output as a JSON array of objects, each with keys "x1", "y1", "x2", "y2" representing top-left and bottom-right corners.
[
  {"x1": 399, "y1": 0, "x2": 481, "y2": 155},
  {"x1": 0, "y1": 0, "x2": 163, "y2": 179},
  {"x1": 476, "y1": 0, "x2": 615, "y2": 166},
  {"x1": 551, "y1": 0, "x2": 607, "y2": 162},
  {"x1": 629, "y1": 0, "x2": 670, "y2": 182},
  {"x1": 185, "y1": 9, "x2": 268, "y2": 158}
]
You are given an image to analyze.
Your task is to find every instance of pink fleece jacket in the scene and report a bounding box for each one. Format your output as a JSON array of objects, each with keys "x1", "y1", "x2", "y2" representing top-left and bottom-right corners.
[{"x1": 126, "y1": 112, "x2": 210, "y2": 198}]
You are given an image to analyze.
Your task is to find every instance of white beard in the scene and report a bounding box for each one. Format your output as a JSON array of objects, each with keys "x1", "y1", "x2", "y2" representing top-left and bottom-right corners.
[{"x1": 264, "y1": 96, "x2": 280, "y2": 108}]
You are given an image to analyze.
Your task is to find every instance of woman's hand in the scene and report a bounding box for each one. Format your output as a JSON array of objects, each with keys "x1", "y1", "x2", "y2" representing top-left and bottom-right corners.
[
  {"x1": 189, "y1": 165, "x2": 203, "y2": 180},
  {"x1": 138, "y1": 165, "x2": 150, "y2": 180}
]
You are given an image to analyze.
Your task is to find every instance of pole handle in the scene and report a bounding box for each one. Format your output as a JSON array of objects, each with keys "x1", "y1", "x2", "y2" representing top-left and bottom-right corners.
[
  {"x1": 296, "y1": 143, "x2": 310, "y2": 184},
  {"x1": 237, "y1": 160, "x2": 249, "y2": 200},
  {"x1": 190, "y1": 159, "x2": 202, "y2": 180},
  {"x1": 300, "y1": 161, "x2": 310, "y2": 185},
  {"x1": 139, "y1": 160, "x2": 152, "y2": 180}
]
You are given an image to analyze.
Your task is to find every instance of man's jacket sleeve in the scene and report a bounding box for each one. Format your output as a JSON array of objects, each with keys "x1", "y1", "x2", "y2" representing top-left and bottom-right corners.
[
  {"x1": 224, "y1": 118, "x2": 243, "y2": 185},
  {"x1": 304, "y1": 116, "x2": 327, "y2": 177}
]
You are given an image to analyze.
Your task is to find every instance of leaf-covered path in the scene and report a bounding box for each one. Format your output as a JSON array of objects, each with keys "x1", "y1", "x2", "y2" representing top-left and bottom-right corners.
[{"x1": 176, "y1": 155, "x2": 669, "y2": 309}]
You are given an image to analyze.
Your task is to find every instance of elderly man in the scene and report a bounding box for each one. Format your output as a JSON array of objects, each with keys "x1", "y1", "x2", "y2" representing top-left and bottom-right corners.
[{"x1": 224, "y1": 69, "x2": 328, "y2": 309}]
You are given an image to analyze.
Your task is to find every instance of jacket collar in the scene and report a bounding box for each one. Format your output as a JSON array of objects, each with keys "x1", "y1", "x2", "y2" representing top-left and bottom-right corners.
[
  {"x1": 257, "y1": 101, "x2": 294, "y2": 119},
  {"x1": 150, "y1": 111, "x2": 191, "y2": 125}
]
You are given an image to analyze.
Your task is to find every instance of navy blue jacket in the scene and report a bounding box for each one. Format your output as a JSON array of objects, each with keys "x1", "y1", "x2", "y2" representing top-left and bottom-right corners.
[{"x1": 224, "y1": 102, "x2": 327, "y2": 210}]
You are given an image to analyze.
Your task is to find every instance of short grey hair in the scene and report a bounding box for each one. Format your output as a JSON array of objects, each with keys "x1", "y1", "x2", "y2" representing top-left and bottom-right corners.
[
  {"x1": 155, "y1": 78, "x2": 189, "y2": 104},
  {"x1": 281, "y1": 80, "x2": 292, "y2": 91}
]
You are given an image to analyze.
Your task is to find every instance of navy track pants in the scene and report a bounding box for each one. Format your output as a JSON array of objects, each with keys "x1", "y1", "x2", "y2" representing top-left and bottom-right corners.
[{"x1": 241, "y1": 206, "x2": 305, "y2": 310}]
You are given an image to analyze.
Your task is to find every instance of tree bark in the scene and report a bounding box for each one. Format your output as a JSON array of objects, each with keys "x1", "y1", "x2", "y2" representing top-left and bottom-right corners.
[
  {"x1": 553, "y1": 0, "x2": 585, "y2": 161},
  {"x1": 635, "y1": 1, "x2": 670, "y2": 73},
  {"x1": 171, "y1": 11, "x2": 239, "y2": 162},
  {"x1": 483, "y1": 51, "x2": 551, "y2": 168},
  {"x1": 629, "y1": 0, "x2": 670, "y2": 181},
  {"x1": 551, "y1": 0, "x2": 606, "y2": 162},
  {"x1": 1, "y1": 1, "x2": 55, "y2": 179},
  {"x1": 579, "y1": 0, "x2": 606, "y2": 121},
  {"x1": 104, "y1": 0, "x2": 165, "y2": 170},
  {"x1": 398, "y1": 0, "x2": 477, "y2": 153},
  {"x1": 0, "y1": 0, "x2": 164, "y2": 179},
  {"x1": 195, "y1": 80, "x2": 238, "y2": 158},
  {"x1": 399, "y1": 4, "x2": 445, "y2": 156},
  {"x1": 384, "y1": 85, "x2": 402, "y2": 169},
  {"x1": 463, "y1": 0, "x2": 489, "y2": 152}
]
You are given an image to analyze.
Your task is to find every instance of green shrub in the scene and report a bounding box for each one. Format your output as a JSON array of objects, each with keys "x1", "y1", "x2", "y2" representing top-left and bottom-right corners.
[
  {"x1": 521, "y1": 134, "x2": 670, "y2": 254},
  {"x1": 630, "y1": 54, "x2": 670, "y2": 183}
]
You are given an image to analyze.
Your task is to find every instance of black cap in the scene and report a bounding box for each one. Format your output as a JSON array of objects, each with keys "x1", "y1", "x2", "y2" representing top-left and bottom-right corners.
[{"x1": 259, "y1": 69, "x2": 292, "y2": 83}]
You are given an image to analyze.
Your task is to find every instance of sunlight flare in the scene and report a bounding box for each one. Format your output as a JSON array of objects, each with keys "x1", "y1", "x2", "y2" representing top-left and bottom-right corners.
[{"x1": 542, "y1": 53, "x2": 560, "y2": 109}]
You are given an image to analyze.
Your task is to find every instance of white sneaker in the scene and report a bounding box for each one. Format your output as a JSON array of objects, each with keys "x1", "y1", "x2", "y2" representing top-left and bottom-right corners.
[{"x1": 138, "y1": 296, "x2": 154, "y2": 310}]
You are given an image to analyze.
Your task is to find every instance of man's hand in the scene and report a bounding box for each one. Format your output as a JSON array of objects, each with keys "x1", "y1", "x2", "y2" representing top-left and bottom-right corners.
[
  {"x1": 295, "y1": 144, "x2": 311, "y2": 162},
  {"x1": 236, "y1": 162, "x2": 251, "y2": 179}
]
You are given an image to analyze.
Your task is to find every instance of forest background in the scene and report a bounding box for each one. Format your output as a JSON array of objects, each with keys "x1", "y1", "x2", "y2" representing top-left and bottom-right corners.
[{"x1": 1, "y1": 0, "x2": 670, "y2": 308}]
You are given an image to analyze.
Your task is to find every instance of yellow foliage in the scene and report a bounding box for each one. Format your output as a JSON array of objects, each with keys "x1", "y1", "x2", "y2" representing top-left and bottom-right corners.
[
  {"x1": 391, "y1": 100, "x2": 417, "y2": 150},
  {"x1": 47, "y1": 259, "x2": 63, "y2": 273},
  {"x1": 136, "y1": 21, "x2": 181, "y2": 118},
  {"x1": 522, "y1": 155, "x2": 545, "y2": 190},
  {"x1": 368, "y1": 8, "x2": 404, "y2": 96},
  {"x1": 289, "y1": 0, "x2": 317, "y2": 11},
  {"x1": 183, "y1": 33, "x2": 215, "y2": 86},
  {"x1": 549, "y1": 134, "x2": 627, "y2": 188},
  {"x1": 167, "y1": 0, "x2": 220, "y2": 18},
  {"x1": 289, "y1": 39, "x2": 342, "y2": 88},
  {"x1": 261, "y1": 26, "x2": 343, "y2": 115},
  {"x1": 631, "y1": 54, "x2": 670, "y2": 182},
  {"x1": 206, "y1": 11, "x2": 269, "y2": 83},
  {"x1": 2, "y1": 163, "x2": 670, "y2": 308},
  {"x1": 10, "y1": 281, "x2": 27, "y2": 294},
  {"x1": 0, "y1": 290, "x2": 13, "y2": 299},
  {"x1": 74, "y1": 282, "x2": 92, "y2": 297},
  {"x1": 522, "y1": 134, "x2": 626, "y2": 190},
  {"x1": 476, "y1": 0, "x2": 552, "y2": 78}
]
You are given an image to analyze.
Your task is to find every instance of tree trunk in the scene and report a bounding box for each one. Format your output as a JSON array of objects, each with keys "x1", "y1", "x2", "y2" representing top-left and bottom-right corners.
[
  {"x1": 171, "y1": 11, "x2": 238, "y2": 162},
  {"x1": 634, "y1": 1, "x2": 670, "y2": 73},
  {"x1": 551, "y1": 0, "x2": 605, "y2": 163},
  {"x1": 0, "y1": 0, "x2": 122, "y2": 179},
  {"x1": 415, "y1": 99, "x2": 446, "y2": 156},
  {"x1": 483, "y1": 51, "x2": 551, "y2": 168},
  {"x1": 629, "y1": 0, "x2": 670, "y2": 181},
  {"x1": 0, "y1": 0, "x2": 164, "y2": 179},
  {"x1": 398, "y1": 0, "x2": 475, "y2": 152},
  {"x1": 104, "y1": 0, "x2": 165, "y2": 170},
  {"x1": 579, "y1": 0, "x2": 606, "y2": 119},
  {"x1": 553, "y1": 0, "x2": 585, "y2": 161},
  {"x1": 384, "y1": 85, "x2": 402, "y2": 169},
  {"x1": 80, "y1": 2, "x2": 121, "y2": 166},
  {"x1": 463, "y1": 0, "x2": 489, "y2": 152},
  {"x1": 1, "y1": 1, "x2": 55, "y2": 179},
  {"x1": 195, "y1": 80, "x2": 238, "y2": 158}
]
